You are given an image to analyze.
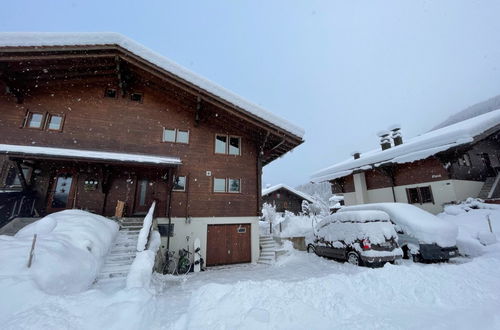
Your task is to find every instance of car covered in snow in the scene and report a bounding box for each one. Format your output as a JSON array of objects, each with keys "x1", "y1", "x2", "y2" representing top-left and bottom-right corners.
[
  {"x1": 340, "y1": 203, "x2": 459, "y2": 262},
  {"x1": 307, "y1": 210, "x2": 403, "y2": 267}
]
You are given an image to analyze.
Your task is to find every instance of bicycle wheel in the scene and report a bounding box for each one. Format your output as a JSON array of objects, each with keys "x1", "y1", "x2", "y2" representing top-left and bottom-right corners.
[
  {"x1": 177, "y1": 258, "x2": 191, "y2": 275},
  {"x1": 163, "y1": 258, "x2": 177, "y2": 275}
]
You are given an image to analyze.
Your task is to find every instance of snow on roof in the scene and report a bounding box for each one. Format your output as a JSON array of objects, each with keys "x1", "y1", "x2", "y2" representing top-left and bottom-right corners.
[
  {"x1": 262, "y1": 184, "x2": 315, "y2": 203},
  {"x1": 311, "y1": 109, "x2": 500, "y2": 182},
  {"x1": 0, "y1": 32, "x2": 304, "y2": 139},
  {"x1": 0, "y1": 144, "x2": 181, "y2": 165}
]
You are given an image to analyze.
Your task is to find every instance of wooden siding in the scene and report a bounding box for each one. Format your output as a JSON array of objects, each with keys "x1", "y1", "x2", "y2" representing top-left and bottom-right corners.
[
  {"x1": 0, "y1": 77, "x2": 260, "y2": 218},
  {"x1": 261, "y1": 187, "x2": 307, "y2": 214}
]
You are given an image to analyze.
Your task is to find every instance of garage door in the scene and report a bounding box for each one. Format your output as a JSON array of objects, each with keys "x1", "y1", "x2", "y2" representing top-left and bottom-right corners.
[{"x1": 206, "y1": 224, "x2": 251, "y2": 266}]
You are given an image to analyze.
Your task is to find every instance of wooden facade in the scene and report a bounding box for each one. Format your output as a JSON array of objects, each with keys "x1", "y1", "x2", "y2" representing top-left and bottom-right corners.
[
  {"x1": 262, "y1": 186, "x2": 313, "y2": 214},
  {"x1": 0, "y1": 42, "x2": 303, "y2": 223}
]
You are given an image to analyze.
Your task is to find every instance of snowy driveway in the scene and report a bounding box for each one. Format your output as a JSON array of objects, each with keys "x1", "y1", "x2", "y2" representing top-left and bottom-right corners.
[{"x1": 2, "y1": 245, "x2": 500, "y2": 330}]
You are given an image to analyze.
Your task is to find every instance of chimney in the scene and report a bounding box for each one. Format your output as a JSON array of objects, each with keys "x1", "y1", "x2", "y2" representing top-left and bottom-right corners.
[
  {"x1": 351, "y1": 151, "x2": 360, "y2": 159},
  {"x1": 377, "y1": 131, "x2": 391, "y2": 150},
  {"x1": 388, "y1": 124, "x2": 403, "y2": 146}
]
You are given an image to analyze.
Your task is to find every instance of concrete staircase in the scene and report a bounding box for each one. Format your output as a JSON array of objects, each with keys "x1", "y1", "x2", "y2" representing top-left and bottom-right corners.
[
  {"x1": 258, "y1": 235, "x2": 277, "y2": 265},
  {"x1": 95, "y1": 220, "x2": 142, "y2": 286},
  {"x1": 478, "y1": 175, "x2": 500, "y2": 199}
]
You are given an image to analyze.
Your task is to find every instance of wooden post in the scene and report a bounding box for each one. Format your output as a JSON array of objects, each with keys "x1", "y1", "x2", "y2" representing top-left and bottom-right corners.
[
  {"x1": 487, "y1": 214, "x2": 493, "y2": 233},
  {"x1": 27, "y1": 234, "x2": 37, "y2": 268},
  {"x1": 14, "y1": 161, "x2": 29, "y2": 191}
]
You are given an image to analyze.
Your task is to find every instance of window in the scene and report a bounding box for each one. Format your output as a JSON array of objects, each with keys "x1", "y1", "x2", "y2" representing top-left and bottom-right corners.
[
  {"x1": 229, "y1": 137, "x2": 241, "y2": 155},
  {"x1": 176, "y1": 130, "x2": 189, "y2": 144},
  {"x1": 215, "y1": 134, "x2": 241, "y2": 155},
  {"x1": 228, "y1": 178, "x2": 241, "y2": 193},
  {"x1": 23, "y1": 111, "x2": 64, "y2": 132},
  {"x1": 163, "y1": 129, "x2": 176, "y2": 142},
  {"x1": 215, "y1": 135, "x2": 227, "y2": 154},
  {"x1": 214, "y1": 178, "x2": 226, "y2": 192},
  {"x1": 162, "y1": 128, "x2": 190, "y2": 144},
  {"x1": 130, "y1": 93, "x2": 143, "y2": 102},
  {"x1": 406, "y1": 186, "x2": 434, "y2": 204},
  {"x1": 213, "y1": 177, "x2": 241, "y2": 193},
  {"x1": 26, "y1": 112, "x2": 44, "y2": 128},
  {"x1": 47, "y1": 114, "x2": 63, "y2": 131},
  {"x1": 173, "y1": 176, "x2": 187, "y2": 192},
  {"x1": 4, "y1": 165, "x2": 32, "y2": 187},
  {"x1": 458, "y1": 153, "x2": 471, "y2": 167},
  {"x1": 104, "y1": 88, "x2": 117, "y2": 98}
]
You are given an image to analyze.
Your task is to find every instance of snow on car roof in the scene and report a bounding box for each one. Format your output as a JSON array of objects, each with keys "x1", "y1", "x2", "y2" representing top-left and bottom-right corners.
[
  {"x1": 0, "y1": 144, "x2": 182, "y2": 165},
  {"x1": 317, "y1": 210, "x2": 390, "y2": 228},
  {"x1": 0, "y1": 32, "x2": 304, "y2": 139},
  {"x1": 340, "y1": 203, "x2": 458, "y2": 247},
  {"x1": 311, "y1": 110, "x2": 500, "y2": 182},
  {"x1": 262, "y1": 184, "x2": 315, "y2": 203}
]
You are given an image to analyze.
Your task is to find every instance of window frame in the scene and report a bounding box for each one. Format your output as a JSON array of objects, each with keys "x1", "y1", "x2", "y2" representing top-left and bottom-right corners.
[
  {"x1": 162, "y1": 128, "x2": 190, "y2": 144},
  {"x1": 130, "y1": 92, "x2": 144, "y2": 103},
  {"x1": 406, "y1": 186, "x2": 434, "y2": 205},
  {"x1": 5, "y1": 165, "x2": 32, "y2": 187},
  {"x1": 214, "y1": 134, "x2": 242, "y2": 155},
  {"x1": 172, "y1": 175, "x2": 187, "y2": 192},
  {"x1": 176, "y1": 129, "x2": 190, "y2": 144},
  {"x1": 104, "y1": 88, "x2": 118, "y2": 98},
  {"x1": 227, "y1": 178, "x2": 241, "y2": 193},
  {"x1": 45, "y1": 113, "x2": 65, "y2": 132},
  {"x1": 24, "y1": 111, "x2": 46, "y2": 130},
  {"x1": 162, "y1": 128, "x2": 177, "y2": 143},
  {"x1": 213, "y1": 177, "x2": 227, "y2": 193}
]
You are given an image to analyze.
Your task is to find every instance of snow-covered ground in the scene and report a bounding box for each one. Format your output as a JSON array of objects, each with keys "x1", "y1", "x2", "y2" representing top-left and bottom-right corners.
[{"x1": 1, "y1": 206, "x2": 500, "y2": 329}]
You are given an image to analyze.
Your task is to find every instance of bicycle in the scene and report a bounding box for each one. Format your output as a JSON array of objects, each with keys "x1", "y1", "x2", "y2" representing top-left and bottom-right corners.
[
  {"x1": 177, "y1": 248, "x2": 192, "y2": 275},
  {"x1": 162, "y1": 250, "x2": 178, "y2": 275}
]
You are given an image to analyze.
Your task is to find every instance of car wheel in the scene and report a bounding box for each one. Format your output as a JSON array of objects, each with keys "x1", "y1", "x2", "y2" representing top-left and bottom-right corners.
[{"x1": 347, "y1": 251, "x2": 361, "y2": 266}]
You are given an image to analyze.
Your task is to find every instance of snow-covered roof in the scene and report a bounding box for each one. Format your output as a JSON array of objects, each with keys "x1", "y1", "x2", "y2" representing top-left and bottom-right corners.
[
  {"x1": 311, "y1": 109, "x2": 500, "y2": 182},
  {"x1": 0, "y1": 144, "x2": 181, "y2": 165},
  {"x1": 0, "y1": 32, "x2": 304, "y2": 139},
  {"x1": 262, "y1": 184, "x2": 315, "y2": 203}
]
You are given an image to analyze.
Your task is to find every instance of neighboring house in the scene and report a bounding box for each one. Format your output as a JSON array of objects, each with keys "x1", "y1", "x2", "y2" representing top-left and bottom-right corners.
[
  {"x1": 329, "y1": 195, "x2": 344, "y2": 212},
  {"x1": 261, "y1": 184, "x2": 315, "y2": 214},
  {"x1": 311, "y1": 111, "x2": 500, "y2": 214},
  {"x1": 0, "y1": 33, "x2": 304, "y2": 266}
]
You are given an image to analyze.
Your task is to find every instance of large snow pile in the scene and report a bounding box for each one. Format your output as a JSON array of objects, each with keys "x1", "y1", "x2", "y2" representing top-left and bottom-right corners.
[
  {"x1": 316, "y1": 211, "x2": 397, "y2": 245},
  {"x1": 341, "y1": 203, "x2": 458, "y2": 247},
  {"x1": 0, "y1": 210, "x2": 118, "y2": 294},
  {"x1": 438, "y1": 199, "x2": 500, "y2": 256}
]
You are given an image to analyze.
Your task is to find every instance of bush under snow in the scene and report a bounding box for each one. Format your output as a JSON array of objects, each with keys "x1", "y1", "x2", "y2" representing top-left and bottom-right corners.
[{"x1": 0, "y1": 210, "x2": 118, "y2": 295}]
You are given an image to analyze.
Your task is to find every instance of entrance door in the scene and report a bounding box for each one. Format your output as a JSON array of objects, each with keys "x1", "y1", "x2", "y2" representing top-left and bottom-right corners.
[
  {"x1": 206, "y1": 224, "x2": 251, "y2": 266},
  {"x1": 47, "y1": 173, "x2": 77, "y2": 213},
  {"x1": 134, "y1": 178, "x2": 156, "y2": 215}
]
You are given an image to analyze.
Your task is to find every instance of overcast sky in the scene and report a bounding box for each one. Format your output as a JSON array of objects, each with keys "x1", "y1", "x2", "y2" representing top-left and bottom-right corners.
[{"x1": 2, "y1": 1, "x2": 500, "y2": 188}]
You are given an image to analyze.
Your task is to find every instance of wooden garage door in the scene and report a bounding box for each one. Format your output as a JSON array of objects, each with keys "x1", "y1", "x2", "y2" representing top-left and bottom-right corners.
[{"x1": 206, "y1": 224, "x2": 251, "y2": 266}]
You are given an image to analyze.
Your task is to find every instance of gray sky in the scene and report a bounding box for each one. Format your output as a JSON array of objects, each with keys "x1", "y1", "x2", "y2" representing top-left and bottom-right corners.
[{"x1": 2, "y1": 1, "x2": 500, "y2": 187}]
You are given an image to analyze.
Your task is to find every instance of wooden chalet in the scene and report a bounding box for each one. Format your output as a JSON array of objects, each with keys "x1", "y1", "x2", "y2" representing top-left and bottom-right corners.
[
  {"x1": 311, "y1": 113, "x2": 500, "y2": 214},
  {"x1": 261, "y1": 184, "x2": 315, "y2": 214},
  {"x1": 0, "y1": 33, "x2": 304, "y2": 266}
]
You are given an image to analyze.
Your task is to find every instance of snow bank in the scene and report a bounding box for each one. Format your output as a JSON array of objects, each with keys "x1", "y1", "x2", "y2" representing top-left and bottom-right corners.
[
  {"x1": 341, "y1": 203, "x2": 458, "y2": 247},
  {"x1": 137, "y1": 201, "x2": 156, "y2": 252},
  {"x1": 316, "y1": 211, "x2": 397, "y2": 245},
  {"x1": 438, "y1": 200, "x2": 500, "y2": 256},
  {"x1": 0, "y1": 210, "x2": 118, "y2": 294}
]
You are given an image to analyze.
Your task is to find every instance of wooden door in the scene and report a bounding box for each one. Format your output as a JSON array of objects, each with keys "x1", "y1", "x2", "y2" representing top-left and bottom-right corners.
[
  {"x1": 134, "y1": 177, "x2": 156, "y2": 215},
  {"x1": 206, "y1": 224, "x2": 251, "y2": 266},
  {"x1": 47, "y1": 172, "x2": 77, "y2": 213}
]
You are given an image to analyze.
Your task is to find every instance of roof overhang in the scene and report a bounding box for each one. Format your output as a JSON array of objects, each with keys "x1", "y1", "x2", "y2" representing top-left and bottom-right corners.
[
  {"x1": 0, "y1": 33, "x2": 304, "y2": 166},
  {"x1": 0, "y1": 144, "x2": 181, "y2": 167}
]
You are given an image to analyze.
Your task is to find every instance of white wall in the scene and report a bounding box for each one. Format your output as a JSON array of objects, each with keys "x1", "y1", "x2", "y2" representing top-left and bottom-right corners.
[
  {"x1": 157, "y1": 216, "x2": 260, "y2": 265},
  {"x1": 353, "y1": 173, "x2": 368, "y2": 203},
  {"x1": 453, "y1": 180, "x2": 484, "y2": 201},
  {"x1": 342, "y1": 179, "x2": 485, "y2": 215}
]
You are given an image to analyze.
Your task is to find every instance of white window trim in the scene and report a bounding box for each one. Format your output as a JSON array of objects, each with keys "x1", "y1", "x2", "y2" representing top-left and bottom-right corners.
[
  {"x1": 228, "y1": 178, "x2": 241, "y2": 193},
  {"x1": 162, "y1": 128, "x2": 189, "y2": 144},
  {"x1": 176, "y1": 129, "x2": 190, "y2": 144},
  {"x1": 213, "y1": 177, "x2": 227, "y2": 193},
  {"x1": 215, "y1": 134, "x2": 242, "y2": 155},
  {"x1": 172, "y1": 175, "x2": 187, "y2": 192}
]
